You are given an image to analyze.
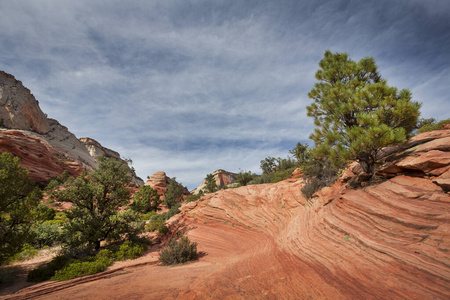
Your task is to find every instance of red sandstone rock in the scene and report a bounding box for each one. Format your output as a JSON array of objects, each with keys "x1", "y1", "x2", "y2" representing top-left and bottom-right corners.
[
  {"x1": 145, "y1": 171, "x2": 169, "y2": 187},
  {"x1": 291, "y1": 167, "x2": 303, "y2": 178},
  {"x1": 0, "y1": 129, "x2": 84, "y2": 183},
  {"x1": 396, "y1": 150, "x2": 450, "y2": 172}
]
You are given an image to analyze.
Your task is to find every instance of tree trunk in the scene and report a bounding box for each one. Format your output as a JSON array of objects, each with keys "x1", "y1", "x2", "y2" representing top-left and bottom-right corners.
[{"x1": 95, "y1": 240, "x2": 101, "y2": 251}]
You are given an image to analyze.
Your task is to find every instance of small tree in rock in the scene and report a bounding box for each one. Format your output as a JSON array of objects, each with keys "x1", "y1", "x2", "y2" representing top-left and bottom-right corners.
[
  {"x1": 204, "y1": 173, "x2": 217, "y2": 193},
  {"x1": 164, "y1": 177, "x2": 184, "y2": 209}
]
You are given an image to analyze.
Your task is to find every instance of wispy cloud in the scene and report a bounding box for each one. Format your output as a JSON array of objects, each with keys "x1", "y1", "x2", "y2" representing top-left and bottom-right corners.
[{"x1": 1, "y1": 0, "x2": 449, "y2": 189}]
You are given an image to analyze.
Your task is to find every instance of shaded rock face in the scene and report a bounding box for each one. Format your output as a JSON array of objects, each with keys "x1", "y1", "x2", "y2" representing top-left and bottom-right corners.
[
  {"x1": 79, "y1": 137, "x2": 121, "y2": 161},
  {"x1": 0, "y1": 71, "x2": 142, "y2": 185},
  {"x1": 192, "y1": 169, "x2": 237, "y2": 194}
]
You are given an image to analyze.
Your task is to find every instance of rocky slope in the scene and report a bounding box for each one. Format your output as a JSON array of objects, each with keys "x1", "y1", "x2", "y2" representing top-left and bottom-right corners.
[
  {"x1": 0, "y1": 71, "x2": 142, "y2": 184},
  {"x1": 192, "y1": 169, "x2": 238, "y2": 194},
  {"x1": 7, "y1": 129, "x2": 449, "y2": 299}
]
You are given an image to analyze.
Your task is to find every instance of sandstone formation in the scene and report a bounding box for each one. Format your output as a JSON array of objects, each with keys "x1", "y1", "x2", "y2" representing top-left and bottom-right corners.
[
  {"x1": 0, "y1": 71, "x2": 142, "y2": 185},
  {"x1": 144, "y1": 171, "x2": 170, "y2": 196},
  {"x1": 145, "y1": 171, "x2": 170, "y2": 188},
  {"x1": 8, "y1": 130, "x2": 449, "y2": 299},
  {"x1": 0, "y1": 71, "x2": 49, "y2": 134},
  {"x1": 79, "y1": 138, "x2": 121, "y2": 161},
  {"x1": 0, "y1": 129, "x2": 85, "y2": 183},
  {"x1": 192, "y1": 169, "x2": 237, "y2": 194}
]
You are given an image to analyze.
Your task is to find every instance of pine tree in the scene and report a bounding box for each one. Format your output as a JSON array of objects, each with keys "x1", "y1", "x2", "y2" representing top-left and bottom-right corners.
[{"x1": 307, "y1": 51, "x2": 421, "y2": 174}]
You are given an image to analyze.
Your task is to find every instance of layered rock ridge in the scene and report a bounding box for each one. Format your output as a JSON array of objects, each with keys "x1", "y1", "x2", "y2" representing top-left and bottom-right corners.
[
  {"x1": 0, "y1": 71, "x2": 141, "y2": 184},
  {"x1": 169, "y1": 129, "x2": 450, "y2": 298}
]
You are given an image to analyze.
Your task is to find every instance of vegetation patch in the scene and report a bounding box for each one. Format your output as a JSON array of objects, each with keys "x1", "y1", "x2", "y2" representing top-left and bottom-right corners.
[
  {"x1": 27, "y1": 241, "x2": 148, "y2": 282},
  {"x1": 159, "y1": 236, "x2": 198, "y2": 265}
]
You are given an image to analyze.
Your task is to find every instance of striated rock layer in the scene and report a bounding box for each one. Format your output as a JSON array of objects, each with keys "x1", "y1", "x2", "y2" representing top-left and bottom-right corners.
[
  {"x1": 9, "y1": 130, "x2": 449, "y2": 299},
  {"x1": 0, "y1": 71, "x2": 142, "y2": 185}
]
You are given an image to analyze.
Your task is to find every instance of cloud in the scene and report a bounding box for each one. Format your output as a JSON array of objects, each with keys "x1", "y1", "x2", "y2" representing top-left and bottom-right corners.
[{"x1": 0, "y1": 0, "x2": 449, "y2": 189}]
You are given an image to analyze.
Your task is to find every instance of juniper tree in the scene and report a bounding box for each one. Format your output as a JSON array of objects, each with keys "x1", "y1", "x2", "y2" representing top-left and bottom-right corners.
[
  {"x1": 0, "y1": 152, "x2": 41, "y2": 262},
  {"x1": 307, "y1": 51, "x2": 421, "y2": 174},
  {"x1": 52, "y1": 156, "x2": 142, "y2": 253},
  {"x1": 204, "y1": 174, "x2": 217, "y2": 193}
]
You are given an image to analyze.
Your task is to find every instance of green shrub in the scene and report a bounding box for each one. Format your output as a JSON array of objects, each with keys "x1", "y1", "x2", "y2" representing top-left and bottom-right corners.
[
  {"x1": 51, "y1": 256, "x2": 113, "y2": 281},
  {"x1": 301, "y1": 156, "x2": 339, "y2": 199},
  {"x1": 185, "y1": 194, "x2": 202, "y2": 202},
  {"x1": 159, "y1": 236, "x2": 198, "y2": 265},
  {"x1": 146, "y1": 218, "x2": 166, "y2": 232},
  {"x1": 114, "y1": 241, "x2": 147, "y2": 261},
  {"x1": 30, "y1": 222, "x2": 62, "y2": 248},
  {"x1": 27, "y1": 255, "x2": 70, "y2": 282},
  {"x1": 10, "y1": 244, "x2": 38, "y2": 262},
  {"x1": 417, "y1": 118, "x2": 450, "y2": 133},
  {"x1": 142, "y1": 211, "x2": 157, "y2": 221}
]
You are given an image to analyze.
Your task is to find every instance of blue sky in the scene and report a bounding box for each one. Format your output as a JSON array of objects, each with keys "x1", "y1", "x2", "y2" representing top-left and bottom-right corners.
[{"x1": 1, "y1": 0, "x2": 449, "y2": 189}]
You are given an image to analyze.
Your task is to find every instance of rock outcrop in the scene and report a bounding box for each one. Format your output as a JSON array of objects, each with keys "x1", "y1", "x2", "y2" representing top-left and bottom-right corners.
[
  {"x1": 0, "y1": 71, "x2": 50, "y2": 134},
  {"x1": 192, "y1": 169, "x2": 237, "y2": 194},
  {"x1": 79, "y1": 138, "x2": 121, "y2": 161},
  {"x1": 0, "y1": 129, "x2": 85, "y2": 183},
  {"x1": 144, "y1": 171, "x2": 170, "y2": 196},
  {"x1": 0, "y1": 71, "x2": 142, "y2": 185}
]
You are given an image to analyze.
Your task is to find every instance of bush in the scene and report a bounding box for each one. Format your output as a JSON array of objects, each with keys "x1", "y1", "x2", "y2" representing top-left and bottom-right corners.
[
  {"x1": 417, "y1": 118, "x2": 450, "y2": 133},
  {"x1": 10, "y1": 244, "x2": 38, "y2": 262},
  {"x1": 30, "y1": 222, "x2": 62, "y2": 248},
  {"x1": 114, "y1": 241, "x2": 148, "y2": 261},
  {"x1": 130, "y1": 185, "x2": 160, "y2": 213},
  {"x1": 185, "y1": 194, "x2": 202, "y2": 202},
  {"x1": 27, "y1": 240, "x2": 148, "y2": 282},
  {"x1": 301, "y1": 156, "x2": 340, "y2": 199},
  {"x1": 51, "y1": 255, "x2": 113, "y2": 281},
  {"x1": 159, "y1": 236, "x2": 198, "y2": 265},
  {"x1": 27, "y1": 255, "x2": 70, "y2": 282}
]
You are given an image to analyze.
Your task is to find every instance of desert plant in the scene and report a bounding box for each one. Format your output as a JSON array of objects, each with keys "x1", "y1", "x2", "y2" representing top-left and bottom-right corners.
[
  {"x1": 164, "y1": 177, "x2": 184, "y2": 208},
  {"x1": 50, "y1": 252, "x2": 113, "y2": 281},
  {"x1": 114, "y1": 241, "x2": 148, "y2": 260},
  {"x1": 159, "y1": 236, "x2": 198, "y2": 265}
]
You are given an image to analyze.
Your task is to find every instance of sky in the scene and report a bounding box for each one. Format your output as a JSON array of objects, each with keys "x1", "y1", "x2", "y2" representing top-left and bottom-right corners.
[{"x1": 1, "y1": 0, "x2": 449, "y2": 190}]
